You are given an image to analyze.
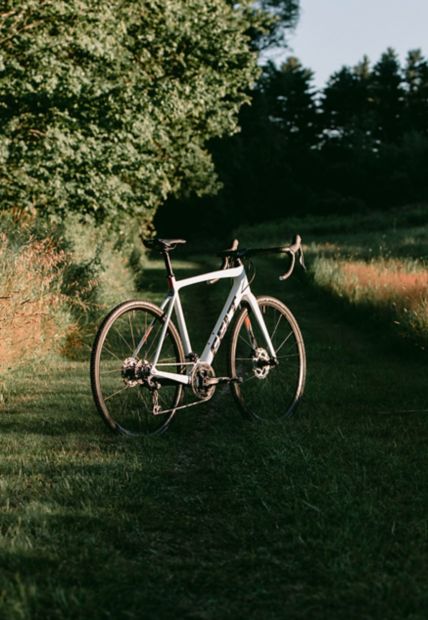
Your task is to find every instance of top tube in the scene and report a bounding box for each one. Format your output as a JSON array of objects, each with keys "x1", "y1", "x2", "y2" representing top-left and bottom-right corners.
[{"x1": 173, "y1": 264, "x2": 244, "y2": 291}]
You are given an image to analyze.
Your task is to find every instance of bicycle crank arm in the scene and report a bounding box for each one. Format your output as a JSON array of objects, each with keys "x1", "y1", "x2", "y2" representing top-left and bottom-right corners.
[{"x1": 205, "y1": 376, "x2": 243, "y2": 386}]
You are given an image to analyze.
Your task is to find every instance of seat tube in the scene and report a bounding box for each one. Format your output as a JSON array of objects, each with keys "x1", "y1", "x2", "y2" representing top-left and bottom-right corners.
[
  {"x1": 173, "y1": 294, "x2": 192, "y2": 355},
  {"x1": 152, "y1": 293, "x2": 176, "y2": 367}
]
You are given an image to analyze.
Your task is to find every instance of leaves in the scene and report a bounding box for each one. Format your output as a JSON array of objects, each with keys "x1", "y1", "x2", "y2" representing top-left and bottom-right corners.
[{"x1": 0, "y1": 0, "x2": 261, "y2": 224}]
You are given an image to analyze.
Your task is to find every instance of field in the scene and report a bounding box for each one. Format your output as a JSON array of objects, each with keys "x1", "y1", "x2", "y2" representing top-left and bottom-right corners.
[
  {"x1": 0, "y1": 208, "x2": 427, "y2": 619},
  {"x1": 238, "y1": 204, "x2": 428, "y2": 346}
]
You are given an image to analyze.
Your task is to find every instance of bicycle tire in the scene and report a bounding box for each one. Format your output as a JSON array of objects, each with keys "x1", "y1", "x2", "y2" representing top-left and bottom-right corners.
[
  {"x1": 90, "y1": 300, "x2": 185, "y2": 436},
  {"x1": 229, "y1": 295, "x2": 306, "y2": 421}
]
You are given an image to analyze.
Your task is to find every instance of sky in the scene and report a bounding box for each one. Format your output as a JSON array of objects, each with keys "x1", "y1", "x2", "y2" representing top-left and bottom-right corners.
[{"x1": 271, "y1": 0, "x2": 428, "y2": 89}]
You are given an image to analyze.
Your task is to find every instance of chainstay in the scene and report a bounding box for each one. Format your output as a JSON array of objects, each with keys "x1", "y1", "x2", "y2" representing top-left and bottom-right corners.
[{"x1": 152, "y1": 396, "x2": 211, "y2": 416}]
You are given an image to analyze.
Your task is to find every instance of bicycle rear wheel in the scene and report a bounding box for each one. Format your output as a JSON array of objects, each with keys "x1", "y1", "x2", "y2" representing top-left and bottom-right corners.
[
  {"x1": 90, "y1": 300, "x2": 185, "y2": 436},
  {"x1": 229, "y1": 296, "x2": 306, "y2": 421}
]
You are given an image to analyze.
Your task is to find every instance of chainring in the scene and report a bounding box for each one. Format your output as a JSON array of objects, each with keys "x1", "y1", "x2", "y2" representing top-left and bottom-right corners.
[{"x1": 191, "y1": 363, "x2": 216, "y2": 400}]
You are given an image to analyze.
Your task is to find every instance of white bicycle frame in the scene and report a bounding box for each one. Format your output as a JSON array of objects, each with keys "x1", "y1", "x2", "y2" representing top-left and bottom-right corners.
[{"x1": 132, "y1": 263, "x2": 278, "y2": 386}]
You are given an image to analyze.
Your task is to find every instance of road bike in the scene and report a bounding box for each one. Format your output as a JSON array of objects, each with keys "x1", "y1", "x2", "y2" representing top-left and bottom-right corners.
[{"x1": 90, "y1": 236, "x2": 307, "y2": 436}]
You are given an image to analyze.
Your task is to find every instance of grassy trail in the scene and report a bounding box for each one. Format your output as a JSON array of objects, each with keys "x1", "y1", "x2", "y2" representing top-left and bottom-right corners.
[{"x1": 1, "y1": 256, "x2": 427, "y2": 619}]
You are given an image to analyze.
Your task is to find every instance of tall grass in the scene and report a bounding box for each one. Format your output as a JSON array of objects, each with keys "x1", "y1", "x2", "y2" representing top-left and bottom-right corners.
[
  {"x1": 0, "y1": 234, "x2": 72, "y2": 373},
  {"x1": 312, "y1": 256, "x2": 428, "y2": 341},
  {"x1": 235, "y1": 204, "x2": 428, "y2": 345},
  {"x1": 0, "y1": 213, "x2": 141, "y2": 373}
]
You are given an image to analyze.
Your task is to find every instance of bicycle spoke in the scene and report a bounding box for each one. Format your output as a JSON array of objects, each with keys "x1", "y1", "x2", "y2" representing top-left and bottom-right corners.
[
  {"x1": 275, "y1": 330, "x2": 293, "y2": 354},
  {"x1": 113, "y1": 324, "x2": 134, "y2": 354},
  {"x1": 269, "y1": 311, "x2": 283, "y2": 344},
  {"x1": 128, "y1": 311, "x2": 136, "y2": 350},
  {"x1": 241, "y1": 374, "x2": 259, "y2": 384},
  {"x1": 100, "y1": 366, "x2": 122, "y2": 375},
  {"x1": 144, "y1": 320, "x2": 164, "y2": 358},
  {"x1": 104, "y1": 384, "x2": 130, "y2": 402},
  {"x1": 101, "y1": 344, "x2": 123, "y2": 363},
  {"x1": 238, "y1": 333, "x2": 254, "y2": 349}
]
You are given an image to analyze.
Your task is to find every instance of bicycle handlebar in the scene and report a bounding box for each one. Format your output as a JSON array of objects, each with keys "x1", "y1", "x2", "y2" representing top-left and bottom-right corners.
[{"x1": 215, "y1": 234, "x2": 306, "y2": 282}]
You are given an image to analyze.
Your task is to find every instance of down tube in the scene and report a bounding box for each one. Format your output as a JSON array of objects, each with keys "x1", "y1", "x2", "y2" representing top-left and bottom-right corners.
[{"x1": 243, "y1": 292, "x2": 277, "y2": 359}]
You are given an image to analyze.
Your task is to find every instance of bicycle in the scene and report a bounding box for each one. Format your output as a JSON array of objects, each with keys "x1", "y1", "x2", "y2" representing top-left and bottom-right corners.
[{"x1": 90, "y1": 235, "x2": 307, "y2": 436}]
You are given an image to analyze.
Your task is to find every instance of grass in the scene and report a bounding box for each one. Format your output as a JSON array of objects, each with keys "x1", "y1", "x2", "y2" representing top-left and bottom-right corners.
[
  {"x1": 0, "y1": 234, "x2": 71, "y2": 379},
  {"x1": 237, "y1": 203, "x2": 428, "y2": 347},
  {"x1": 0, "y1": 243, "x2": 427, "y2": 619},
  {"x1": 311, "y1": 255, "x2": 428, "y2": 344}
]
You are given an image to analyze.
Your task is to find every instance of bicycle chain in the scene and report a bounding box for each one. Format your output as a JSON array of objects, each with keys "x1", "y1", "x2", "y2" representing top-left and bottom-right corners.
[{"x1": 152, "y1": 395, "x2": 210, "y2": 416}]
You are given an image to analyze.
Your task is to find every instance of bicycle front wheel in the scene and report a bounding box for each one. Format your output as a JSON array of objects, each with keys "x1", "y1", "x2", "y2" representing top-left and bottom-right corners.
[
  {"x1": 90, "y1": 300, "x2": 185, "y2": 436},
  {"x1": 229, "y1": 296, "x2": 306, "y2": 421}
]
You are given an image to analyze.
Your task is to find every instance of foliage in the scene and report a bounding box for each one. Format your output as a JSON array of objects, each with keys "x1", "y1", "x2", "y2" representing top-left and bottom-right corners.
[
  {"x1": 156, "y1": 47, "x2": 428, "y2": 239},
  {"x1": 242, "y1": 0, "x2": 300, "y2": 49},
  {"x1": 0, "y1": 0, "x2": 274, "y2": 225},
  {"x1": 155, "y1": 55, "x2": 321, "y2": 237},
  {"x1": 0, "y1": 212, "x2": 139, "y2": 373}
]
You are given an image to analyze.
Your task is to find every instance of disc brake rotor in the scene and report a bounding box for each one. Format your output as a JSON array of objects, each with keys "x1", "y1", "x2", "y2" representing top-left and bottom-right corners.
[{"x1": 253, "y1": 347, "x2": 271, "y2": 379}]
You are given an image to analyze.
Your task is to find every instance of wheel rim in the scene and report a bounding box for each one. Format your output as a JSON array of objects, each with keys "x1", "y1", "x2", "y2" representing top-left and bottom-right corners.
[
  {"x1": 95, "y1": 306, "x2": 183, "y2": 435},
  {"x1": 231, "y1": 300, "x2": 304, "y2": 420}
]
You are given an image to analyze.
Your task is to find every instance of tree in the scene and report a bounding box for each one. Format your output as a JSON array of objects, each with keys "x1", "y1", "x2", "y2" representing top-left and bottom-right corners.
[
  {"x1": 155, "y1": 57, "x2": 318, "y2": 236},
  {"x1": 404, "y1": 49, "x2": 428, "y2": 134},
  {"x1": 262, "y1": 57, "x2": 319, "y2": 148},
  {"x1": 0, "y1": 0, "x2": 270, "y2": 225},
  {"x1": 244, "y1": 0, "x2": 300, "y2": 49},
  {"x1": 370, "y1": 48, "x2": 404, "y2": 143},
  {"x1": 322, "y1": 56, "x2": 373, "y2": 147}
]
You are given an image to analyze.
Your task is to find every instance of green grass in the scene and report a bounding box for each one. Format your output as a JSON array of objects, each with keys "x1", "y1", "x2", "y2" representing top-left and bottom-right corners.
[
  {"x1": 237, "y1": 204, "x2": 428, "y2": 347},
  {"x1": 1, "y1": 246, "x2": 427, "y2": 619}
]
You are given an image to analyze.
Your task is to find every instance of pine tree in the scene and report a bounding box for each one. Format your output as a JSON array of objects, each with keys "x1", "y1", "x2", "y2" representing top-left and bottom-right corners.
[
  {"x1": 322, "y1": 56, "x2": 373, "y2": 148},
  {"x1": 404, "y1": 49, "x2": 428, "y2": 134},
  {"x1": 370, "y1": 48, "x2": 405, "y2": 143},
  {"x1": 262, "y1": 57, "x2": 319, "y2": 148}
]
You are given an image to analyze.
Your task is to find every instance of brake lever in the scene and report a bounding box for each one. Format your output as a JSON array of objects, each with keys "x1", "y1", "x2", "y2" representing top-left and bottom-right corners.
[
  {"x1": 279, "y1": 235, "x2": 306, "y2": 280},
  {"x1": 298, "y1": 247, "x2": 307, "y2": 271},
  {"x1": 279, "y1": 251, "x2": 296, "y2": 281}
]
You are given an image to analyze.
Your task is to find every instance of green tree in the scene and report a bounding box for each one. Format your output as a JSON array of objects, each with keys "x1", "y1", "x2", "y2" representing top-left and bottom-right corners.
[
  {"x1": 261, "y1": 57, "x2": 319, "y2": 148},
  {"x1": 371, "y1": 48, "x2": 404, "y2": 143},
  {"x1": 404, "y1": 49, "x2": 428, "y2": 134},
  {"x1": 322, "y1": 56, "x2": 373, "y2": 148},
  {"x1": 245, "y1": 0, "x2": 300, "y2": 49},
  {"x1": 0, "y1": 0, "x2": 270, "y2": 225}
]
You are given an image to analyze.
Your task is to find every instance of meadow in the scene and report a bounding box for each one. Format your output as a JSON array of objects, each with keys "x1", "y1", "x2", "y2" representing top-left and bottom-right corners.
[
  {"x1": 0, "y1": 208, "x2": 427, "y2": 619},
  {"x1": 238, "y1": 204, "x2": 428, "y2": 347}
]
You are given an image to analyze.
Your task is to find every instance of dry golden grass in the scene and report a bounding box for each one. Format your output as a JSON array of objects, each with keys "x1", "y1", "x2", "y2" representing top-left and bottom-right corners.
[
  {"x1": 340, "y1": 259, "x2": 428, "y2": 312},
  {"x1": 0, "y1": 234, "x2": 71, "y2": 369},
  {"x1": 312, "y1": 256, "x2": 428, "y2": 339}
]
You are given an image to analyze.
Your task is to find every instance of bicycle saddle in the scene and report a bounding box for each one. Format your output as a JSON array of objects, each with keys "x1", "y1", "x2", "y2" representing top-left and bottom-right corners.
[{"x1": 143, "y1": 238, "x2": 187, "y2": 251}]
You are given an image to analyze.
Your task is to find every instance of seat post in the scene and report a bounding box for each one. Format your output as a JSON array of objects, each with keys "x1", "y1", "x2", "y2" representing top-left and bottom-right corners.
[{"x1": 162, "y1": 250, "x2": 175, "y2": 279}]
